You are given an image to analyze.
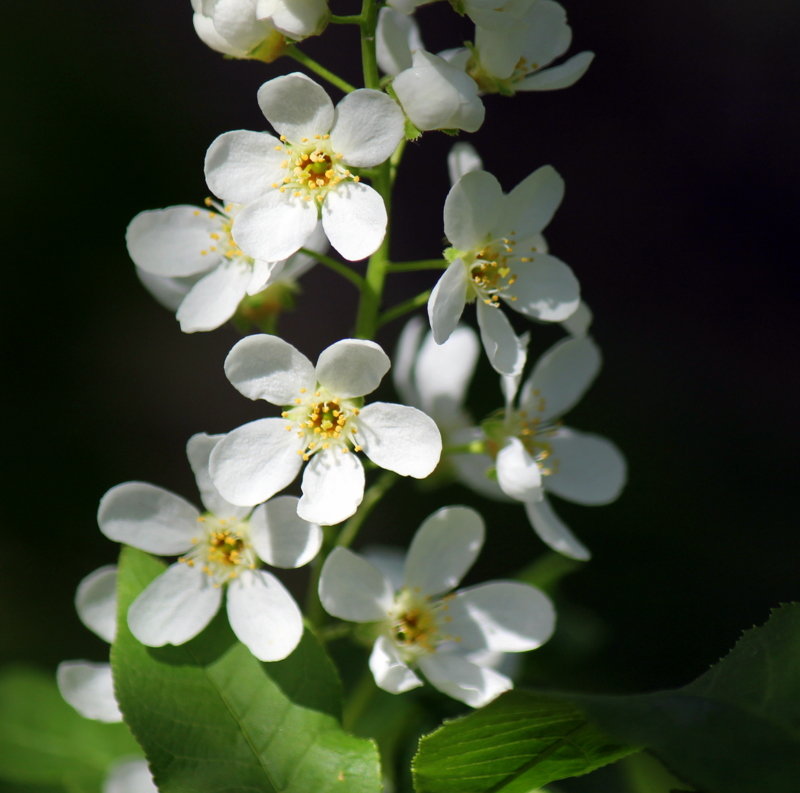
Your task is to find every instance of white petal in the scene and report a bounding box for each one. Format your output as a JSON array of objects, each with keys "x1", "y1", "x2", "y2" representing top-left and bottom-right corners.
[
  {"x1": 376, "y1": 7, "x2": 422, "y2": 76},
  {"x1": 521, "y1": 336, "x2": 601, "y2": 421},
  {"x1": 330, "y1": 90, "x2": 405, "y2": 167},
  {"x1": 128, "y1": 563, "x2": 222, "y2": 646},
  {"x1": 476, "y1": 300, "x2": 528, "y2": 376},
  {"x1": 233, "y1": 190, "x2": 320, "y2": 262},
  {"x1": 204, "y1": 130, "x2": 285, "y2": 204},
  {"x1": 392, "y1": 316, "x2": 426, "y2": 407},
  {"x1": 227, "y1": 570, "x2": 303, "y2": 661},
  {"x1": 322, "y1": 181, "x2": 387, "y2": 262},
  {"x1": 135, "y1": 266, "x2": 193, "y2": 312},
  {"x1": 75, "y1": 565, "x2": 118, "y2": 643},
  {"x1": 448, "y1": 581, "x2": 555, "y2": 652},
  {"x1": 517, "y1": 0, "x2": 570, "y2": 67},
  {"x1": 258, "y1": 0, "x2": 328, "y2": 39},
  {"x1": 496, "y1": 437, "x2": 543, "y2": 502},
  {"x1": 418, "y1": 653, "x2": 511, "y2": 707},
  {"x1": 450, "y1": 443, "x2": 510, "y2": 502},
  {"x1": 444, "y1": 170, "x2": 502, "y2": 250},
  {"x1": 357, "y1": 403, "x2": 441, "y2": 478},
  {"x1": 447, "y1": 142, "x2": 483, "y2": 185},
  {"x1": 428, "y1": 259, "x2": 468, "y2": 344},
  {"x1": 185, "y1": 433, "x2": 249, "y2": 518},
  {"x1": 315, "y1": 339, "x2": 390, "y2": 398},
  {"x1": 257, "y1": 72, "x2": 334, "y2": 141},
  {"x1": 524, "y1": 496, "x2": 590, "y2": 560},
  {"x1": 518, "y1": 51, "x2": 594, "y2": 91},
  {"x1": 177, "y1": 258, "x2": 252, "y2": 333},
  {"x1": 560, "y1": 299, "x2": 593, "y2": 337},
  {"x1": 298, "y1": 450, "x2": 365, "y2": 525},
  {"x1": 319, "y1": 547, "x2": 394, "y2": 621},
  {"x1": 546, "y1": 428, "x2": 627, "y2": 505},
  {"x1": 362, "y1": 546, "x2": 406, "y2": 592},
  {"x1": 209, "y1": 418, "x2": 303, "y2": 507},
  {"x1": 104, "y1": 759, "x2": 158, "y2": 793},
  {"x1": 224, "y1": 334, "x2": 315, "y2": 403},
  {"x1": 393, "y1": 51, "x2": 484, "y2": 133},
  {"x1": 414, "y1": 324, "x2": 479, "y2": 418},
  {"x1": 194, "y1": 11, "x2": 247, "y2": 56},
  {"x1": 57, "y1": 662, "x2": 121, "y2": 723},
  {"x1": 506, "y1": 253, "x2": 580, "y2": 322},
  {"x1": 474, "y1": 22, "x2": 528, "y2": 79},
  {"x1": 97, "y1": 482, "x2": 198, "y2": 555},
  {"x1": 250, "y1": 495, "x2": 322, "y2": 568},
  {"x1": 213, "y1": 0, "x2": 275, "y2": 51},
  {"x1": 126, "y1": 206, "x2": 221, "y2": 277},
  {"x1": 369, "y1": 636, "x2": 423, "y2": 693},
  {"x1": 246, "y1": 258, "x2": 278, "y2": 294},
  {"x1": 503, "y1": 165, "x2": 564, "y2": 237},
  {"x1": 403, "y1": 505, "x2": 484, "y2": 596}
]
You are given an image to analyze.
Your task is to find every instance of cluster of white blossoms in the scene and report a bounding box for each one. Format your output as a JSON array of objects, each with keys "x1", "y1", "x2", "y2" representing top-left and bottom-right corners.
[{"x1": 65, "y1": 0, "x2": 623, "y2": 722}]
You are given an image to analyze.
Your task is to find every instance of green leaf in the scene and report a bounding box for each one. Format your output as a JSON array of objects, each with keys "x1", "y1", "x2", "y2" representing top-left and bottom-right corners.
[
  {"x1": 111, "y1": 547, "x2": 382, "y2": 793},
  {"x1": 414, "y1": 604, "x2": 800, "y2": 793},
  {"x1": 0, "y1": 665, "x2": 140, "y2": 791},
  {"x1": 413, "y1": 691, "x2": 636, "y2": 793}
]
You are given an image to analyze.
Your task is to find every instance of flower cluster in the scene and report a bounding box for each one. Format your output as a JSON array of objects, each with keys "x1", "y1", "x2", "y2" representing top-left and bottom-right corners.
[{"x1": 69, "y1": 0, "x2": 622, "y2": 736}]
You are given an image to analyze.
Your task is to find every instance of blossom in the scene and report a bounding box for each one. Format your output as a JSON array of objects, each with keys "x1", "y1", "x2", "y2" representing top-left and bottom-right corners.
[
  {"x1": 468, "y1": 0, "x2": 594, "y2": 94},
  {"x1": 472, "y1": 335, "x2": 626, "y2": 560},
  {"x1": 191, "y1": 0, "x2": 285, "y2": 60},
  {"x1": 98, "y1": 433, "x2": 321, "y2": 661},
  {"x1": 429, "y1": 166, "x2": 580, "y2": 376},
  {"x1": 57, "y1": 565, "x2": 121, "y2": 723},
  {"x1": 376, "y1": 9, "x2": 484, "y2": 132},
  {"x1": 209, "y1": 335, "x2": 442, "y2": 525},
  {"x1": 255, "y1": 0, "x2": 329, "y2": 40},
  {"x1": 318, "y1": 506, "x2": 555, "y2": 707},
  {"x1": 205, "y1": 73, "x2": 404, "y2": 261},
  {"x1": 126, "y1": 199, "x2": 326, "y2": 332}
]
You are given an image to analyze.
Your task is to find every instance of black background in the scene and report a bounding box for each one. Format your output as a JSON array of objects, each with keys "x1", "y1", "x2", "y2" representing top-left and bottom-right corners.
[{"x1": 3, "y1": 0, "x2": 799, "y2": 700}]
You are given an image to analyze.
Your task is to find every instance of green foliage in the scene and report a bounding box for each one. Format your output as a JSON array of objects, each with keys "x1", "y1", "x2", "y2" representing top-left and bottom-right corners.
[
  {"x1": 111, "y1": 547, "x2": 382, "y2": 793},
  {"x1": 414, "y1": 604, "x2": 800, "y2": 793},
  {"x1": 0, "y1": 666, "x2": 139, "y2": 792},
  {"x1": 413, "y1": 692, "x2": 635, "y2": 793}
]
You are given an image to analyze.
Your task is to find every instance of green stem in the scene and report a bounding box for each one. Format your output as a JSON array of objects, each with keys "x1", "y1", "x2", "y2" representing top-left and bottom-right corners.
[
  {"x1": 301, "y1": 247, "x2": 365, "y2": 289},
  {"x1": 285, "y1": 45, "x2": 357, "y2": 93},
  {"x1": 359, "y1": 0, "x2": 380, "y2": 89},
  {"x1": 353, "y1": 162, "x2": 391, "y2": 338},
  {"x1": 387, "y1": 259, "x2": 448, "y2": 273},
  {"x1": 343, "y1": 669, "x2": 379, "y2": 731},
  {"x1": 336, "y1": 470, "x2": 397, "y2": 549},
  {"x1": 329, "y1": 13, "x2": 363, "y2": 24},
  {"x1": 378, "y1": 289, "x2": 432, "y2": 327},
  {"x1": 305, "y1": 525, "x2": 335, "y2": 630}
]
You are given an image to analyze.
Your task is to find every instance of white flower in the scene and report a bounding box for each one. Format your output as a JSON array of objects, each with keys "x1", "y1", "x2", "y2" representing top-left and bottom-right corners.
[
  {"x1": 429, "y1": 166, "x2": 580, "y2": 376},
  {"x1": 447, "y1": 142, "x2": 484, "y2": 185},
  {"x1": 191, "y1": 0, "x2": 285, "y2": 60},
  {"x1": 126, "y1": 199, "x2": 326, "y2": 332},
  {"x1": 472, "y1": 336, "x2": 626, "y2": 560},
  {"x1": 98, "y1": 433, "x2": 321, "y2": 661},
  {"x1": 103, "y1": 758, "x2": 158, "y2": 793},
  {"x1": 205, "y1": 73, "x2": 404, "y2": 262},
  {"x1": 256, "y1": 0, "x2": 329, "y2": 40},
  {"x1": 460, "y1": 0, "x2": 536, "y2": 31},
  {"x1": 209, "y1": 335, "x2": 442, "y2": 525},
  {"x1": 57, "y1": 565, "x2": 122, "y2": 723},
  {"x1": 376, "y1": 9, "x2": 484, "y2": 133},
  {"x1": 318, "y1": 506, "x2": 555, "y2": 707},
  {"x1": 469, "y1": 0, "x2": 594, "y2": 94}
]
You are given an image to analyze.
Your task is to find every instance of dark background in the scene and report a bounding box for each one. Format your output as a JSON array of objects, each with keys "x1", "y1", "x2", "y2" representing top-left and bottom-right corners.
[{"x1": 3, "y1": 0, "x2": 799, "y2": 699}]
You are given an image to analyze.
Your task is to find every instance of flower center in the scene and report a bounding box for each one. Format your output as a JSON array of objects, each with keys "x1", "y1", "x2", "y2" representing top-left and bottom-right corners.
[
  {"x1": 468, "y1": 236, "x2": 526, "y2": 306},
  {"x1": 195, "y1": 198, "x2": 249, "y2": 261},
  {"x1": 281, "y1": 387, "x2": 362, "y2": 461},
  {"x1": 514, "y1": 410, "x2": 558, "y2": 475},
  {"x1": 180, "y1": 515, "x2": 257, "y2": 586},
  {"x1": 388, "y1": 589, "x2": 455, "y2": 659},
  {"x1": 272, "y1": 134, "x2": 360, "y2": 204}
]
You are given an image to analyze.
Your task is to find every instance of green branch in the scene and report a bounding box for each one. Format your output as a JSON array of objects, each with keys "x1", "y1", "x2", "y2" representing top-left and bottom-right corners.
[
  {"x1": 387, "y1": 259, "x2": 448, "y2": 273},
  {"x1": 378, "y1": 289, "x2": 432, "y2": 327},
  {"x1": 336, "y1": 470, "x2": 398, "y2": 549},
  {"x1": 301, "y1": 247, "x2": 365, "y2": 289},
  {"x1": 285, "y1": 45, "x2": 356, "y2": 93}
]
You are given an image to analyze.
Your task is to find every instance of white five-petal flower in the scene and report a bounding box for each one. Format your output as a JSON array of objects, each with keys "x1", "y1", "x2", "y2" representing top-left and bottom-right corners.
[
  {"x1": 429, "y1": 166, "x2": 580, "y2": 376},
  {"x1": 469, "y1": 0, "x2": 594, "y2": 94},
  {"x1": 319, "y1": 506, "x2": 555, "y2": 707},
  {"x1": 191, "y1": 0, "x2": 284, "y2": 59},
  {"x1": 205, "y1": 73, "x2": 404, "y2": 262},
  {"x1": 127, "y1": 199, "x2": 326, "y2": 332},
  {"x1": 98, "y1": 433, "x2": 321, "y2": 661},
  {"x1": 209, "y1": 335, "x2": 442, "y2": 525}
]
